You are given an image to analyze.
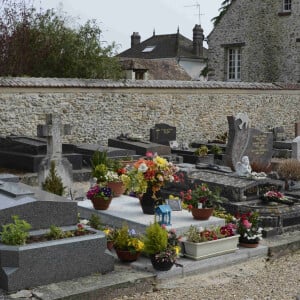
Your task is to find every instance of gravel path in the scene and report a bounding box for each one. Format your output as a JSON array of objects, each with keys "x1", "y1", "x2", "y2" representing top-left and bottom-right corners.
[{"x1": 113, "y1": 250, "x2": 300, "y2": 300}]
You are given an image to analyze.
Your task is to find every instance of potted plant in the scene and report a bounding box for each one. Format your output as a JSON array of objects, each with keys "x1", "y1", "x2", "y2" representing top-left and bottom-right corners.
[
  {"x1": 106, "y1": 159, "x2": 129, "y2": 197},
  {"x1": 180, "y1": 183, "x2": 223, "y2": 220},
  {"x1": 143, "y1": 222, "x2": 181, "y2": 271},
  {"x1": 277, "y1": 159, "x2": 300, "y2": 190},
  {"x1": 123, "y1": 152, "x2": 180, "y2": 214},
  {"x1": 103, "y1": 226, "x2": 116, "y2": 251},
  {"x1": 112, "y1": 223, "x2": 144, "y2": 262},
  {"x1": 182, "y1": 224, "x2": 239, "y2": 260},
  {"x1": 86, "y1": 185, "x2": 113, "y2": 210},
  {"x1": 194, "y1": 145, "x2": 214, "y2": 164},
  {"x1": 235, "y1": 212, "x2": 263, "y2": 248}
]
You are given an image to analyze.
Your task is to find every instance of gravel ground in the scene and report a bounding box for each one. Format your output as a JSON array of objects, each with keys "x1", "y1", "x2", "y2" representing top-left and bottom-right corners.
[{"x1": 113, "y1": 250, "x2": 300, "y2": 300}]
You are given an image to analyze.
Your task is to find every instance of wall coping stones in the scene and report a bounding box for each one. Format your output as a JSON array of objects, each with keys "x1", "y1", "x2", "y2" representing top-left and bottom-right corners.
[{"x1": 0, "y1": 77, "x2": 292, "y2": 90}]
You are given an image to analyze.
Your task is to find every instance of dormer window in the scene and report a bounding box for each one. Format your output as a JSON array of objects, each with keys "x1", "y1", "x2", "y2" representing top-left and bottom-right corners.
[
  {"x1": 142, "y1": 46, "x2": 155, "y2": 53},
  {"x1": 283, "y1": 0, "x2": 291, "y2": 11}
]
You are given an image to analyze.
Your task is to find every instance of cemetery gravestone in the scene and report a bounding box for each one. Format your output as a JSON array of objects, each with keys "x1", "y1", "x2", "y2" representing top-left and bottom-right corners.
[
  {"x1": 37, "y1": 113, "x2": 73, "y2": 192},
  {"x1": 292, "y1": 136, "x2": 300, "y2": 161},
  {"x1": 0, "y1": 176, "x2": 114, "y2": 291},
  {"x1": 225, "y1": 113, "x2": 273, "y2": 172},
  {"x1": 150, "y1": 123, "x2": 176, "y2": 146}
]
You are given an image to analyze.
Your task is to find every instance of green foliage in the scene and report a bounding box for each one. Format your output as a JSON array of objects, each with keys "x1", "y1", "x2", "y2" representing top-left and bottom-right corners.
[
  {"x1": 113, "y1": 223, "x2": 131, "y2": 250},
  {"x1": 194, "y1": 145, "x2": 209, "y2": 157},
  {"x1": 211, "y1": 0, "x2": 232, "y2": 26},
  {"x1": 42, "y1": 161, "x2": 65, "y2": 196},
  {"x1": 46, "y1": 225, "x2": 65, "y2": 240},
  {"x1": 89, "y1": 214, "x2": 102, "y2": 230},
  {"x1": 0, "y1": 215, "x2": 31, "y2": 245},
  {"x1": 0, "y1": 0, "x2": 124, "y2": 79},
  {"x1": 143, "y1": 222, "x2": 168, "y2": 255},
  {"x1": 210, "y1": 145, "x2": 223, "y2": 155}
]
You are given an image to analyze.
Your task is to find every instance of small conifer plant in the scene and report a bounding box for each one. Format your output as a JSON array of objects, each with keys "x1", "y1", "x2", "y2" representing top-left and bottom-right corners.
[{"x1": 42, "y1": 161, "x2": 65, "y2": 196}]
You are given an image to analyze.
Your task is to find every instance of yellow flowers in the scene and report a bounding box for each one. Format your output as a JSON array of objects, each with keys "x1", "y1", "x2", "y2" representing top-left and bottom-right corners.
[
  {"x1": 128, "y1": 238, "x2": 144, "y2": 252},
  {"x1": 168, "y1": 194, "x2": 180, "y2": 200}
]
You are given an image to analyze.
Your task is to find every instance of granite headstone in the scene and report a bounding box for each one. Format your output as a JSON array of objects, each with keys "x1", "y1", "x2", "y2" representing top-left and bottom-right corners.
[{"x1": 150, "y1": 123, "x2": 176, "y2": 146}]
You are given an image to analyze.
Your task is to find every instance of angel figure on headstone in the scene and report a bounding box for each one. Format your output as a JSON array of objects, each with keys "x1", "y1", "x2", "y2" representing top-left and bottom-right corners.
[{"x1": 235, "y1": 156, "x2": 252, "y2": 177}]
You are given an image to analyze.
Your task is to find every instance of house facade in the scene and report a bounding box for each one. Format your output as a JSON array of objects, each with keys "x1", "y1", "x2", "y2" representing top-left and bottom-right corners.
[
  {"x1": 118, "y1": 26, "x2": 208, "y2": 80},
  {"x1": 207, "y1": 0, "x2": 300, "y2": 83}
]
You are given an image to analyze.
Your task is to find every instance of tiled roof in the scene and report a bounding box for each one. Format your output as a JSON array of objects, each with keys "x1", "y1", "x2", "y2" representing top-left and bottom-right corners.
[
  {"x1": 118, "y1": 33, "x2": 208, "y2": 59},
  {"x1": 0, "y1": 77, "x2": 292, "y2": 90},
  {"x1": 119, "y1": 58, "x2": 191, "y2": 80}
]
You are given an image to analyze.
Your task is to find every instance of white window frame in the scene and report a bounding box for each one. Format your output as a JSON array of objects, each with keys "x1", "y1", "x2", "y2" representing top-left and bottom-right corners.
[
  {"x1": 283, "y1": 0, "x2": 291, "y2": 11},
  {"x1": 227, "y1": 48, "x2": 241, "y2": 81}
]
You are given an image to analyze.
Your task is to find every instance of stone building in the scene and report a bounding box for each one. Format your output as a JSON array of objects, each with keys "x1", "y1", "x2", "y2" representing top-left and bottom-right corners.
[
  {"x1": 207, "y1": 0, "x2": 300, "y2": 83},
  {"x1": 118, "y1": 25, "x2": 208, "y2": 80}
]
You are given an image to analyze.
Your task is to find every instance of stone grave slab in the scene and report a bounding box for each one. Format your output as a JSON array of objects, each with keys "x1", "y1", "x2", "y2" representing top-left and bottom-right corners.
[
  {"x1": 108, "y1": 138, "x2": 171, "y2": 156},
  {"x1": 78, "y1": 194, "x2": 225, "y2": 236},
  {"x1": 0, "y1": 135, "x2": 82, "y2": 171},
  {"x1": 75, "y1": 144, "x2": 137, "y2": 167},
  {"x1": 150, "y1": 123, "x2": 176, "y2": 146},
  {"x1": 188, "y1": 169, "x2": 284, "y2": 202},
  {"x1": 0, "y1": 180, "x2": 114, "y2": 291}
]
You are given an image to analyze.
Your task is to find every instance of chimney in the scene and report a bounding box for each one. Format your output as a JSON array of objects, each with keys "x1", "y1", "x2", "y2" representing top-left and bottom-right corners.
[
  {"x1": 131, "y1": 32, "x2": 141, "y2": 47},
  {"x1": 193, "y1": 25, "x2": 204, "y2": 57}
]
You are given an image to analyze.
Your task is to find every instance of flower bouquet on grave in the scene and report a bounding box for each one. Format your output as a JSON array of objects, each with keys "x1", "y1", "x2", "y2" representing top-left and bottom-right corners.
[
  {"x1": 123, "y1": 152, "x2": 181, "y2": 214},
  {"x1": 260, "y1": 190, "x2": 294, "y2": 206},
  {"x1": 86, "y1": 185, "x2": 113, "y2": 210},
  {"x1": 235, "y1": 212, "x2": 263, "y2": 247}
]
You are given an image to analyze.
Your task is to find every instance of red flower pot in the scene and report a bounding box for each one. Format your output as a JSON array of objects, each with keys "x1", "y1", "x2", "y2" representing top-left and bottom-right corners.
[{"x1": 191, "y1": 207, "x2": 214, "y2": 220}]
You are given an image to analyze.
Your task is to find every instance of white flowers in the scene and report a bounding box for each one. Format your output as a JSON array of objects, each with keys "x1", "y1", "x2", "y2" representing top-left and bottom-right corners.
[{"x1": 138, "y1": 163, "x2": 148, "y2": 173}]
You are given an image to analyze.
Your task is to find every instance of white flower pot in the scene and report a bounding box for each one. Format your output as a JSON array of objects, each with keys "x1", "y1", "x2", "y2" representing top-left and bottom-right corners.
[{"x1": 182, "y1": 235, "x2": 240, "y2": 260}]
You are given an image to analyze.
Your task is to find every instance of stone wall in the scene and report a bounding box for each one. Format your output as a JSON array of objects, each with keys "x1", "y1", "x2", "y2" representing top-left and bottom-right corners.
[
  {"x1": 0, "y1": 78, "x2": 299, "y2": 146},
  {"x1": 208, "y1": 0, "x2": 300, "y2": 83}
]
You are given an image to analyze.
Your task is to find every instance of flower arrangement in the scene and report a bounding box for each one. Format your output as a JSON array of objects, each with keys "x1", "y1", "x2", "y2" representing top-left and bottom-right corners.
[
  {"x1": 235, "y1": 212, "x2": 263, "y2": 244},
  {"x1": 112, "y1": 223, "x2": 144, "y2": 253},
  {"x1": 86, "y1": 185, "x2": 112, "y2": 201},
  {"x1": 180, "y1": 183, "x2": 222, "y2": 211},
  {"x1": 123, "y1": 152, "x2": 180, "y2": 195},
  {"x1": 260, "y1": 190, "x2": 294, "y2": 205},
  {"x1": 102, "y1": 226, "x2": 116, "y2": 242},
  {"x1": 185, "y1": 224, "x2": 236, "y2": 243}
]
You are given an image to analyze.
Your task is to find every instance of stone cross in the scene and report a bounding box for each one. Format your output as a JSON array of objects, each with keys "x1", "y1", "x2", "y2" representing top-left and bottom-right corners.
[
  {"x1": 292, "y1": 136, "x2": 300, "y2": 161},
  {"x1": 37, "y1": 113, "x2": 73, "y2": 193},
  {"x1": 37, "y1": 114, "x2": 71, "y2": 160}
]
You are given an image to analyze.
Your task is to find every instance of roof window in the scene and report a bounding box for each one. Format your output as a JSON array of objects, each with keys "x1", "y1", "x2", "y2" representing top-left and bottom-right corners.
[{"x1": 142, "y1": 46, "x2": 155, "y2": 52}]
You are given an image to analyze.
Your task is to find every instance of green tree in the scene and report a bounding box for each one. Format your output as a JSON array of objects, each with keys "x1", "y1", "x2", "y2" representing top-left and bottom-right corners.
[{"x1": 0, "y1": 0, "x2": 124, "y2": 79}]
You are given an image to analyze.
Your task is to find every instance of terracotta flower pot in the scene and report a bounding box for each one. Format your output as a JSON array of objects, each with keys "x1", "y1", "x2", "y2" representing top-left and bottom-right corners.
[
  {"x1": 191, "y1": 207, "x2": 214, "y2": 220},
  {"x1": 107, "y1": 181, "x2": 126, "y2": 197},
  {"x1": 115, "y1": 249, "x2": 140, "y2": 262},
  {"x1": 91, "y1": 196, "x2": 112, "y2": 210}
]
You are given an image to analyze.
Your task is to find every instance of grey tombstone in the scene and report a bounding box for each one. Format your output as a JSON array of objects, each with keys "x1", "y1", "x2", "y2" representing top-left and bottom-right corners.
[
  {"x1": 225, "y1": 113, "x2": 273, "y2": 172},
  {"x1": 0, "y1": 178, "x2": 114, "y2": 291},
  {"x1": 150, "y1": 123, "x2": 176, "y2": 146},
  {"x1": 273, "y1": 126, "x2": 286, "y2": 141},
  {"x1": 292, "y1": 136, "x2": 300, "y2": 161},
  {"x1": 37, "y1": 113, "x2": 73, "y2": 193}
]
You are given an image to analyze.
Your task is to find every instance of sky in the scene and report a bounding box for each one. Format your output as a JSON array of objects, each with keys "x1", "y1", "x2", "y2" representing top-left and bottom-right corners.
[{"x1": 37, "y1": 0, "x2": 223, "y2": 53}]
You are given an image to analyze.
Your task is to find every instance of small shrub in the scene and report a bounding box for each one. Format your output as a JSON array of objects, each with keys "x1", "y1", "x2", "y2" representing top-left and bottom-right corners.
[
  {"x1": 194, "y1": 145, "x2": 209, "y2": 157},
  {"x1": 143, "y1": 222, "x2": 168, "y2": 255},
  {"x1": 278, "y1": 159, "x2": 300, "y2": 181},
  {"x1": 89, "y1": 214, "x2": 102, "y2": 230},
  {"x1": 0, "y1": 215, "x2": 31, "y2": 245},
  {"x1": 210, "y1": 145, "x2": 223, "y2": 155},
  {"x1": 42, "y1": 161, "x2": 65, "y2": 196},
  {"x1": 46, "y1": 225, "x2": 65, "y2": 240}
]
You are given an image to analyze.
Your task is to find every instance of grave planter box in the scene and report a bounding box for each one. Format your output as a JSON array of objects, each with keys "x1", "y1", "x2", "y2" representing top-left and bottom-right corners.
[
  {"x1": 182, "y1": 235, "x2": 240, "y2": 260},
  {"x1": 0, "y1": 227, "x2": 114, "y2": 292}
]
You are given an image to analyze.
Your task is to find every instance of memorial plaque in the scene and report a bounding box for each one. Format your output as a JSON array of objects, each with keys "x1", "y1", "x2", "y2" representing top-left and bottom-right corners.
[
  {"x1": 165, "y1": 199, "x2": 182, "y2": 211},
  {"x1": 150, "y1": 123, "x2": 176, "y2": 146}
]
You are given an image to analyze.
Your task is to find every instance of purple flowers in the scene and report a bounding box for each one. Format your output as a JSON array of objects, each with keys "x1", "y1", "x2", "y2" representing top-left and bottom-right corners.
[{"x1": 86, "y1": 185, "x2": 112, "y2": 200}]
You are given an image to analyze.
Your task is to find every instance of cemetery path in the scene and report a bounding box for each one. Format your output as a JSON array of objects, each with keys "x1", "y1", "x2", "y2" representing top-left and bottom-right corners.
[{"x1": 113, "y1": 249, "x2": 300, "y2": 300}]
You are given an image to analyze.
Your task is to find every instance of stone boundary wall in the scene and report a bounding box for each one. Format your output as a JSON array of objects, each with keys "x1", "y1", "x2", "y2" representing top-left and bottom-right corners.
[{"x1": 0, "y1": 78, "x2": 299, "y2": 146}]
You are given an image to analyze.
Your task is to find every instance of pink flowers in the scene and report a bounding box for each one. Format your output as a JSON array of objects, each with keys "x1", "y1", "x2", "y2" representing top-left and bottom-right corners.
[{"x1": 242, "y1": 219, "x2": 252, "y2": 229}]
